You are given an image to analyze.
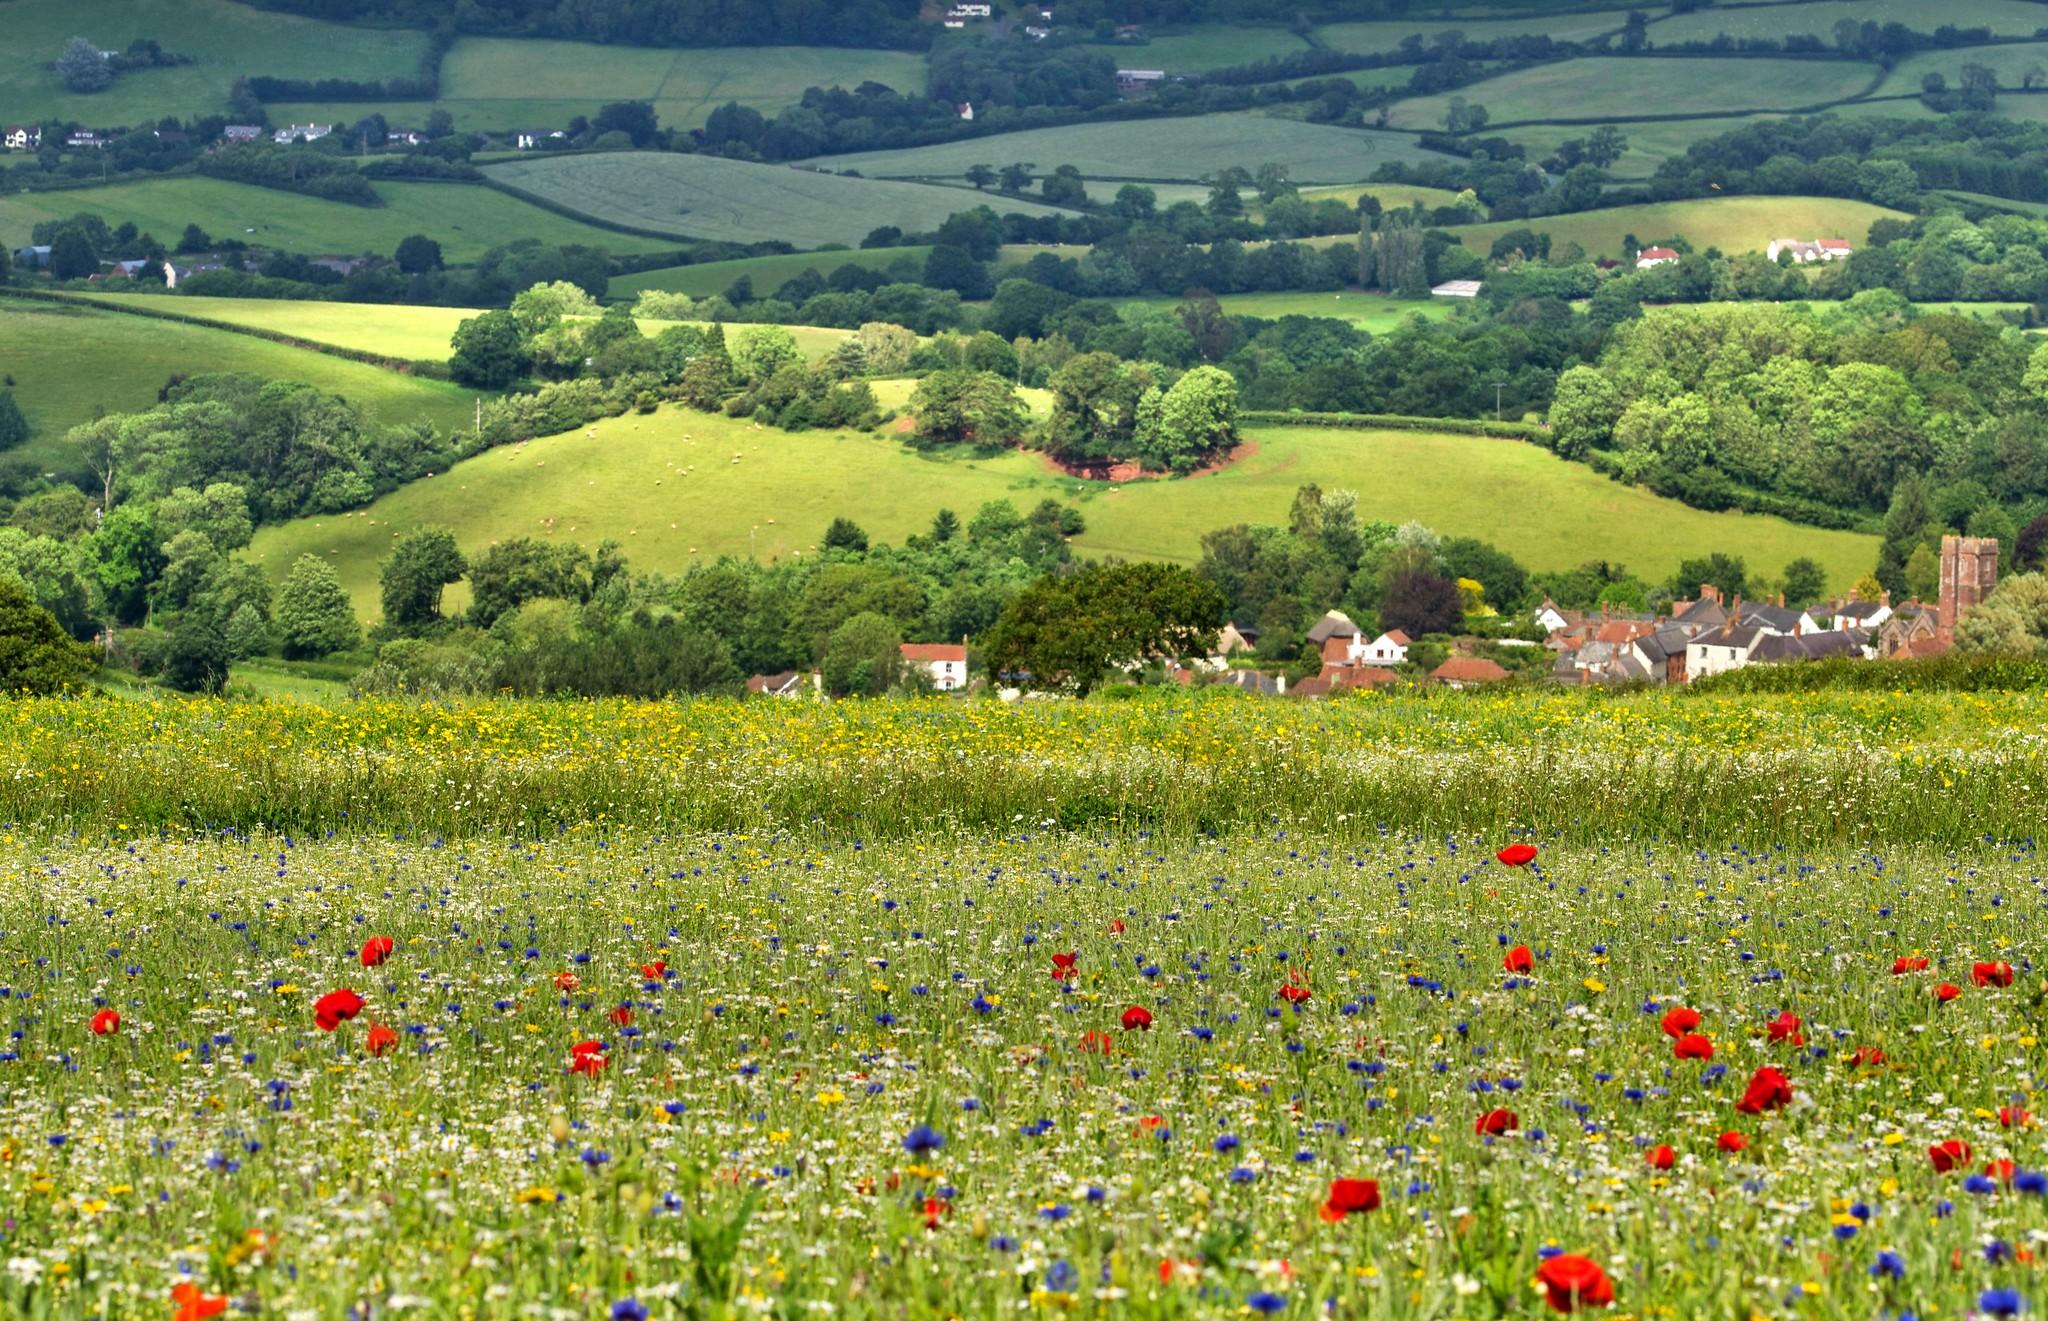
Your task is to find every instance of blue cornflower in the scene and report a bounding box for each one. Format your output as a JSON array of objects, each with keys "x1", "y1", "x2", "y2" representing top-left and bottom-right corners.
[
  {"x1": 1044, "y1": 1260, "x2": 1077, "y2": 1292},
  {"x1": 1965, "y1": 1174, "x2": 2000, "y2": 1195},
  {"x1": 611, "y1": 1300, "x2": 649, "y2": 1321},
  {"x1": 1228, "y1": 1167, "x2": 1258, "y2": 1183},
  {"x1": 902, "y1": 1125, "x2": 944, "y2": 1155},
  {"x1": 1981, "y1": 1289, "x2": 2024, "y2": 1317},
  {"x1": 1214, "y1": 1134, "x2": 1240, "y2": 1153},
  {"x1": 1247, "y1": 1292, "x2": 1287, "y2": 1314}
]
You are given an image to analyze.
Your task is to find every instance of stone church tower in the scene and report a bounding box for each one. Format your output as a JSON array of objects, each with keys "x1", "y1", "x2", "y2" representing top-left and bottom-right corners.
[{"x1": 1936, "y1": 535, "x2": 1999, "y2": 646}]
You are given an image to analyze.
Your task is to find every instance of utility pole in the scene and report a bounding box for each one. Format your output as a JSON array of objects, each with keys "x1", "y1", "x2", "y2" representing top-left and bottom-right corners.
[{"x1": 1490, "y1": 380, "x2": 1508, "y2": 421}]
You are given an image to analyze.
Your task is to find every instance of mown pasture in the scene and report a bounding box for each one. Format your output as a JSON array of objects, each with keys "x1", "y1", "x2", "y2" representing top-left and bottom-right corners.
[
  {"x1": 1390, "y1": 57, "x2": 1880, "y2": 130},
  {"x1": 1652, "y1": 0, "x2": 2048, "y2": 42},
  {"x1": 1451, "y1": 195, "x2": 1910, "y2": 258}
]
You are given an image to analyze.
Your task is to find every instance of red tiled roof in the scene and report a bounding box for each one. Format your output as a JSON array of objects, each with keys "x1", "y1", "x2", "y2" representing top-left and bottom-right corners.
[
  {"x1": 1381, "y1": 629, "x2": 1411, "y2": 645},
  {"x1": 900, "y1": 644, "x2": 967, "y2": 663},
  {"x1": 1640, "y1": 246, "x2": 1679, "y2": 259},
  {"x1": 1320, "y1": 635, "x2": 1353, "y2": 663},
  {"x1": 1344, "y1": 667, "x2": 1401, "y2": 688},
  {"x1": 1431, "y1": 657, "x2": 1510, "y2": 683}
]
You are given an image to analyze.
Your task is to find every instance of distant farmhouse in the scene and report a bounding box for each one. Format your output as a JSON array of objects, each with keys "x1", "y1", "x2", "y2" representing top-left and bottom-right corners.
[
  {"x1": 1767, "y1": 238, "x2": 1853, "y2": 263},
  {"x1": 3, "y1": 126, "x2": 42, "y2": 151},
  {"x1": 1634, "y1": 246, "x2": 1680, "y2": 269}
]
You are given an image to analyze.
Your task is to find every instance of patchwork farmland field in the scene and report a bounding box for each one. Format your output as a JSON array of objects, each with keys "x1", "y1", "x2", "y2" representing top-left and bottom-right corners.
[
  {"x1": 482, "y1": 153, "x2": 1078, "y2": 247},
  {"x1": 1316, "y1": 9, "x2": 1632, "y2": 54},
  {"x1": 1877, "y1": 42, "x2": 2048, "y2": 97},
  {"x1": 1450, "y1": 195, "x2": 1910, "y2": 259},
  {"x1": 610, "y1": 248, "x2": 933, "y2": 299},
  {"x1": 798, "y1": 114, "x2": 1443, "y2": 184},
  {"x1": 1116, "y1": 289, "x2": 1458, "y2": 333},
  {"x1": 0, "y1": 0, "x2": 428, "y2": 125},
  {"x1": 1490, "y1": 115, "x2": 1792, "y2": 180},
  {"x1": 267, "y1": 39, "x2": 930, "y2": 136},
  {"x1": 0, "y1": 177, "x2": 679, "y2": 263},
  {"x1": 1651, "y1": 0, "x2": 2048, "y2": 42},
  {"x1": 1390, "y1": 57, "x2": 1880, "y2": 129},
  {"x1": 243, "y1": 405, "x2": 1875, "y2": 620},
  {"x1": 0, "y1": 298, "x2": 482, "y2": 478}
]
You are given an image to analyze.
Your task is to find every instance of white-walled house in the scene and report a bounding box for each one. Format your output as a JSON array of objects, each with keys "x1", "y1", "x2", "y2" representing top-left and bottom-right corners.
[{"x1": 901, "y1": 643, "x2": 968, "y2": 691}]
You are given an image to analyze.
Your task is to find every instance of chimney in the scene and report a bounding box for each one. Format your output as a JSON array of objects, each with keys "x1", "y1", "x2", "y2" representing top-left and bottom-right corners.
[
  {"x1": 1880, "y1": 590, "x2": 1891, "y2": 608},
  {"x1": 1701, "y1": 584, "x2": 1721, "y2": 607},
  {"x1": 1730, "y1": 594, "x2": 1742, "y2": 625}
]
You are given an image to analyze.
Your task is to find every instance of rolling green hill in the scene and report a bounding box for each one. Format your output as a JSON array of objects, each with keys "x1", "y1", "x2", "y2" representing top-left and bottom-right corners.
[
  {"x1": 0, "y1": 0, "x2": 428, "y2": 125},
  {"x1": 482, "y1": 152, "x2": 1080, "y2": 247},
  {"x1": 1390, "y1": 58, "x2": 1879, "y2": 130},
  {"x1": 0, "y1": 297, "x2": 483, "y2": 479},
  {"x1": 266, "y1": 39, "x2": 930, "y2": 136},
  {"x1": 242, "y1": 404, "x2": 1878, "y2": 621},
  {"x1": 0, "y1": 177, "x2": 680, "y2": 263},
  {"x1": 612, "y1": 248, "x2": 935, "y2": 299},
  {"x1": 1453, "y1": 196, "x2": 1909, "y2": 259},
  {"x1": 797, "y1": 114, "x2": 1441, "y2": 185},
  {"x1": 1652, "y1": 0, "x2": 2048, "y2": 42}
]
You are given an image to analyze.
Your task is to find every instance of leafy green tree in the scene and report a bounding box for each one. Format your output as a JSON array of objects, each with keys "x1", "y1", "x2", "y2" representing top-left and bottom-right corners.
[
  {"x1": 0, "y1": 577, "x2": 95, "y2": 692},
  {"x1": 985, "y1": 562, "x2": 1225, "y2": 696},
  {"x1": 1905, "y1": 543, "x2": 1939, "y2": 602},
  {"x1": 156, "y1": 484, "x2": 252, "y2": 552},
  {"x1": 0, "y1": 391, "x2": 26, "y2": 452},
  {"x1": 680, "y1": 324, "x2": 736, "y2": 409},
  {"x1": 819, "y1": 610, "x2": 903, "y2": 697},
  {"x1": 1380, "y1": 567, "x2": 1463, "y2": 637},
  {"x1": 1670, "y1": 553, "x2": 1748, "y2": 600},
  {"x1": 467, "y1": 537, "x2": 590, "y2": 627},
  {"x1": 1133, "y1": 366, "x2": 1237, "y2": 473},
  {"x1": 965, "y1": 164, "x2": 996, "y2": 190},
  {"x1": 909, "y1": 370, "x2": 1027, "y2": 450},
  {"x1": 1040, "y1": 164, "x2": 1087, "y2": 208},
  {"x1": 224, "y1": 601, "x2": 269, "y2": 659},
  {"x1": 162, "y1": 615, "x2": 230, "y2": 694},
  {"x1": 1547, "y1": 366, "x2": 1620, "y2": 459},
  {"x1": 395, "y1": 234, "x2": 443, "y2": 274},
  {"x1": 56, "y1": 36, "x2": 111, "y2": 92},
  {"x1": 733, "y1": 326, "x2": 801, "y2": 386},
  {"x1": 1878, "y1": 476, "x2": 1935, "y2": 598},
  {"x1": 998, "y1": 163, "x2": 1035, "y2": 194},
  {"x1": 449, "y1": 310, "x2": 530, "y2": 389},
  {"x1": 49, "y1": 229, "x2": 97, "y2": 281},
  {"x1": 1958, "y1": 573, "x2": 2048, "y2": 654},
  {"x1": 276, "y1": 555, "x2": 360, "y2": 658},
  {"x1": 380, "y1": 529, "x2": 467, "y2": 633},
  {"x1": 593, "y1": 100, "x2": 659, "y2": 146},
  {"x1": 821, "y1": 518, "x2": 869, "y2": 554},
  {"x1": 510, "y1": 281, "x2": 599, "y2": 336},
  {"x1": 1781, "y1": 557, "x2": 1828, "y2": 607}
]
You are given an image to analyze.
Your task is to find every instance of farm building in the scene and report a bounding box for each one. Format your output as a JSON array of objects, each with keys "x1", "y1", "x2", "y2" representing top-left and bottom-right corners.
[
  {"x1": 65, "y1": 130, "x2": 107, "y2": 149},
  {"x1": 1766, "y1": 238, "x2": 1852, "y2": 263},
  {"x1": 3, "y1": 127, "x2": 42, "y2": 151},
  {"x1": 745, "y1": 671, "x2": 815, "y2": 697},
  {"x1": 1431, "y1": 279, "x2": 1483, "y2": 297},
  {"x1": 1634, "y1": 246, "x2": 1680, "y2": 269},
  {"x1": 273, "y1": 123, "x2": 333, "y2": 144},
  {"x1": 1117, "y1": 69, "x2": 1168, "y2": 90},
  {"x1": 222, "y1": 125, "x2": 264, "y2": 143},
  {"x1": 901, "y1": 643, "x2": 968, "y2": 691}
]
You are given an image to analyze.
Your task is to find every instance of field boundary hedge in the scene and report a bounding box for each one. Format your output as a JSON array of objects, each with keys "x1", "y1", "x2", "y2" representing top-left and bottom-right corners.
[
  {"x1": 478, "y1": 175, "x2": 721, "y2": 244},
  {"x1": 1242, "y1": 409, "x2": 1545, "y2": 441},
  {"x1": 0, "y1": 287, "x2": 455, "y2": 380}
]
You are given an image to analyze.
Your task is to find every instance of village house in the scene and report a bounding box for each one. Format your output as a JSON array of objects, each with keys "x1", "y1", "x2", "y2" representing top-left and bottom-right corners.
[
  {"x1": 745, "y1": 671, "x2": 815, "y2": 698},
  {"x1": 65, "y1": 130, "x2": 107, "y2": 149},
  {"x1": 1116, "y1": 69, "x2": 1168, "y2": 91},
  {"x1": 1767, "y1": 238, "x2": 1853, "y2": 263},
  {"x1": 1431, "y1": 656, "x2": 1509, "y2": 689},
  {"x1": 1635, "y1": 246, "x2": 1680, "y2": 269},
  {"x1": 1878, "y1": 606, "x2": 1938, "y2": 657},
  {"x1": 273, "y1": 123, "x2": 332, "y2": 144},
  {"x1": 900, "y1": 643, "x2": 968, "y2": 691},
  {"x1": 515, "y1": 130, "x2": 566, "y2": 150},
  {"x1": 4, "y1": 126, "x2": 42, "y2": 151},
  {"x1": 12, "y1": 244, "x2": 50, "y2": 269},
  {"x1": 1215, "y1": 669, "x2": 1286, "y2": 696},
  {"x1": 222, "y1": 124, "x2": 264, "y2": 143}
]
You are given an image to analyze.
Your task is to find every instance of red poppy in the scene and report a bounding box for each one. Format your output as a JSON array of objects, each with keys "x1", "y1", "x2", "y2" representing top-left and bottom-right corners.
[
  {"x1": 360, "y1": 936, "x2": 395, "y2": 968},
  {"x1": 1319, "y1": 1177, "x2": 1381, "y2": 1222},
  {"x1": 1736, "y1": 1065, "x2": 1793, "y2": 1115},
  {"x1": 1929, "y1": 1139, "x2": 1972, "y2": 1172},
  {"x1": 2001, "y1": 1106, "x2": 2031, "y2": 1129},
  {"x1": 568, "y1": 1039, "x2": 607, "y2": 1075},
  {"x1": 1496, "y1": 843, "x2": 1538, "y2": 867},
  {"x1": 1935, "y1": 982, "x2": 1961, "y2": 1003},
  {"x1": 313, "y1": 988, "x2": 365, "y2": 1032},
  {"x1": 1534, "y1": 1254, "x2": 1614, "y2": 1313},
  {"x1": 1108, "y1": 919, "x2": 1126, "y2": 935},
  {"x1": 1079, "y1": 1028, "x2": 1114, "y2": 1054},
  {"x1": 1892, "y1": 955, "x2": 1928, "y2": 974},
  {"x1": 553, "y1": 971, "x2": 580, "y2": 992},
  {"x1": 1051, "y1": 953, "x2": 1078, "y2": 982},
  {"x1": 1765, "y1": 1011, "x2": 1804, "y2": 1046},
  {"x1": 1672, "y1": 1033, "x2": 1713, "y2": 1062},
  {"x1": 922, "y1": 1196, "x2": 948, "y2": 1230},
  {"x1": 1659, "y1": 1006, "x2": 1700, "y2": 1039},
  {"x1": 1120, "y1": 1005, "x2": 1152, "y2": 1031},
  {"x1": 1849, "y1": 1046, "x2": 1885, "y2": 1066},
  {"x1": 1987, "y1": 1158, "x2": 2017, "y2": 1185},
  {"x1": 1645, "y1": 1144, "x2": 1674, "y2": 1171},
  {"x1": 90, "y1": 1009, "x2": 120, "y2": 1036},
  {"x1": 1717, "y1": 1131, "x2": 1748, "y2": 1153},
  {"x1": 1972, "y1": 961, "x2": 2015, "y2": 988},
  {"x1": 608, "y1": 1004, "x2": 634, "y2": 1027},
  {"x1": 1503, "y1": 945, "x2": 1534, "y2": 974},
  {"x1": 640, "y1": 960, "x2": 669, "y2": 981},
  {"x1": 1278, "y1": 976, "x2": 1312, "y2": 1005},
  {"x1": 1475, "y1": 1108, "x2": 1519, "y2": 1137},
  {"x1": 171, "y1": 1281, "x2": 229, "y2": 1321},
  {"x1": 365, "y1": 1023, "x2": 399, "y2": 1056}
]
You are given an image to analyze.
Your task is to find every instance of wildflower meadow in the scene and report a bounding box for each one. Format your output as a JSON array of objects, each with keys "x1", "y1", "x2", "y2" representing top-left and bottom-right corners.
[{"x1": 1, "y1": 690, "x2": 2046, "y2": 1317}]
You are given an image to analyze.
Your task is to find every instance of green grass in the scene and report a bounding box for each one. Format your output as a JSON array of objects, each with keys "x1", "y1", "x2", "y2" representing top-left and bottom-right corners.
[
  {"x1": 1316, "y1": 9, "x2": 1630, "y2": 54},
  {"x1": 1452, "y1": 195, "x2": 1909, "y2": 259},
  {"x1": 266, "y1": 39, "x2": 930, "y2": 135},
  {"x1": 1878, "y1": 42, "x2": 2048, "y2": 96},
  {"x1": 0, "y1": 177, "x2": 680, "y2": 263},
  {"x1": 1115, "y1": 25, "x2": 1313, "y2": 71},
  {"x1": 1654, "y1": 0, "x2": 2048, "y2": 42},
  {"x1": 611, "y1": 248, "x2": 933, "y2": 299},
  {"x1": 1117, "y1": 289, "x2": 1458, "y2": 332},
  {"x1": 69, "y1": 292, "x2": 854, "y2": 363},
  {"x1": 0, "y1": 298, "x2": 485, "y2": 479},
  {"x1": 1391, "y1": 57, "x2": 1879, "y2": 129},
  {"x1": 799, "y1": 113, "x2": 1442, "y2": 184},
  {"x1": 481, "y1": 152, "x2": 1078, "y2": 248},
  {"x1": 244, "y1": 406, "x2": 1876, "y2": 621},
  {"x1": 0, "y1": 0, "x2": 429, "y2": 126}
]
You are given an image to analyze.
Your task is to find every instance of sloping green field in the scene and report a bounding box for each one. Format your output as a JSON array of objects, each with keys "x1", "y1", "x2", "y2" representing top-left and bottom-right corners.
[
  {"x1": 483, "y1": 152, "x2": 1078, "y2": 247},
  {"x1": 266, "y1": 39, "x2": 930, "y2": 136},
  {"x1": 1654, "y1": 0, "x2": 2048, "y2": 42},
  {"x1": 1392, "y1": 57, "x2": 1878, "y2": 129},
  {"x1": 611, "y1": 248, "x2": 933, "y2": 299},
  {"x1": 1877, "y1": 42, "x2": 2048, "y2": 97},
  {"x1": 798, "y1": 114, "x2": 1440, "y2": 184},
  {"x1": 0, "y1": 177, "x2": 679, "y2": 262},
  {"x1": 243, "y1": 404, "x2": 1877, "y2": 621},
  {"x1": 0, "y1": 298, "x2": 482, "y2": 478},
  {"x1": 1453, "y1": 195, "x2": 1909, "y2": 258},
  {"x1": 1317, "y1": 10, "x2": 1630, "y2": 54},
  {"x1": 0, "y1": 0, "x2": 428, "y2": 125}
]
